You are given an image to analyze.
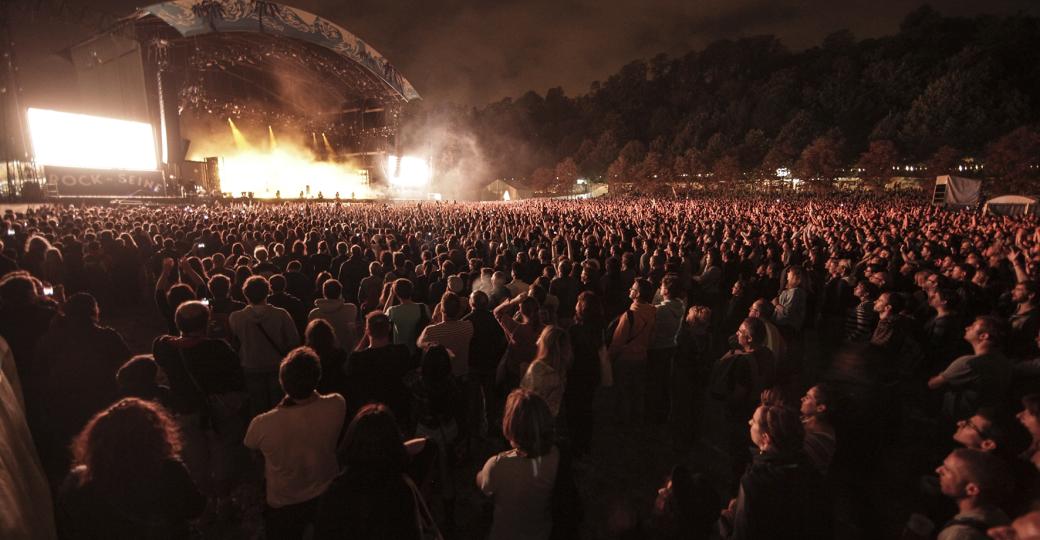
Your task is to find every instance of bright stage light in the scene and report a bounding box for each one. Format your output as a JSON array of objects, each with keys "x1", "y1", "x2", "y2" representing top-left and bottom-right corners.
[
  {"x1": 218, "y1": 147, "x2": 375, "y2": 199},
  {"x1": 386, "y1": 155, "x2": 431, "y2": 188},
  {"x1": 27, "y1": 108, "x2": 158, "y2": 170}
]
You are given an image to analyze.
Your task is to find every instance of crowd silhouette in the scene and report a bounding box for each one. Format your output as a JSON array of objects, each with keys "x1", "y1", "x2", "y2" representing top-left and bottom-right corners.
[{"x1": 1, "y1": 191, "x2": 1039, "y2": 539}]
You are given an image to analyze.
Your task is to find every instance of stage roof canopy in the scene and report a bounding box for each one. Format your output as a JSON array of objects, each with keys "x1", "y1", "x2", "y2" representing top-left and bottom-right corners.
[{"x1": 134, "y1": 0, "x2": 419, "y2": 103}]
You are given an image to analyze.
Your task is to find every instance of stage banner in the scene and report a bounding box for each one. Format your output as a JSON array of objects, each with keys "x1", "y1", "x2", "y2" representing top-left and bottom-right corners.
[{"x1": 44, "y1": 166, "x2": 165, "y2": 196}]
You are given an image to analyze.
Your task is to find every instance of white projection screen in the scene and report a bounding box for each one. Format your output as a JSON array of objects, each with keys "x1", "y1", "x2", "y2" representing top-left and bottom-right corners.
[{"x1": 27, "y1": 108, "x2": 158, "y2": 171}]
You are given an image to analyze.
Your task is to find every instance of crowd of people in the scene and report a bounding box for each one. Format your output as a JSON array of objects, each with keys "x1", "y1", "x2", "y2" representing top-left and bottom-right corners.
[{"x1": 1, "y1": 191, "x2": 1039, "y2": 539}]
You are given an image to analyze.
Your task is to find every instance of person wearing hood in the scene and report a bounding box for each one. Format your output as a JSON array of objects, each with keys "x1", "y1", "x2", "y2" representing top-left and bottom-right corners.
[
  {"x1": 308, "y1": 279, "x2": 358, "y2": 351},
  {"x1": 229, "y1": 276, "x2": 300, "y2": 416},
  {"x1": 647, "y1": 274, "x2": 684, "y2": 425}
]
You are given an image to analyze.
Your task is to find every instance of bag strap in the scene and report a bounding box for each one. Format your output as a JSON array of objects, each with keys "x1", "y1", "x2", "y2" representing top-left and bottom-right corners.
[
  {"x1": 254, "y1": 321, "x2": 287, "y2": 357},
  {"x1": 415, "y1": 303, "x2": 431, "y2": 334},
  {"x1": 175, "y1": 344, "x2": 206, "y2": 395},
  {"x1": 402, "y1": 473, "x2": 443, "y2": 540}
]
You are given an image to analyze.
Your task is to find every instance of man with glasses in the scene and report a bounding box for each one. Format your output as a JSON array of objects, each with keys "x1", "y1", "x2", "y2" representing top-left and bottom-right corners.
[
  {"x1": 953, "y1": 409, "x2": 1005, "y2": 453},
  {"x1": 906, "y1": 408, "x2": 1020, "y2": 538}
]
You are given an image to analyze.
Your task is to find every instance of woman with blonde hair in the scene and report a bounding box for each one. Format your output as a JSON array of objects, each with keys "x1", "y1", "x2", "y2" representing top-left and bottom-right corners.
[{"x1": 520, "y1": 325, "x2": 572, "y2": 418}]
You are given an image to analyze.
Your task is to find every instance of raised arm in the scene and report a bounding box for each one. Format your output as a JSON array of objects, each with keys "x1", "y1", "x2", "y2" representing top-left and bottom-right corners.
[
  {"x1": 178, "y1": 258, "x2": 206, "y2": 290},
  {"x1": 494, "y1": 293, "x2": 523, "y2": 335},
  {"x1": 155, "y1": 257, "x2": 175, "y2": 293}
]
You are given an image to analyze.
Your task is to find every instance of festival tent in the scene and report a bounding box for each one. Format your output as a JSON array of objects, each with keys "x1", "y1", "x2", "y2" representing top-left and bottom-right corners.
[
  {"x1": 483, "y1": 179, "x2": 533, "y2": 201},
  {"x1": 934, "y1": 175, "x2": 983, "y2": 207},
  {"x1": 983, "y1": 194, "x2": 1037, "y2": 216}
]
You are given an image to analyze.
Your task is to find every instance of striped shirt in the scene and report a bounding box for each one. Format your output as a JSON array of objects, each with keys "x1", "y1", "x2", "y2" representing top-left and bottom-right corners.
[
  {"x1": 417, "y1": 320, "x2": 474, "y2": 377},
  {"x1": 844, "y1": 301, "x2": 878, "y2": 343}
]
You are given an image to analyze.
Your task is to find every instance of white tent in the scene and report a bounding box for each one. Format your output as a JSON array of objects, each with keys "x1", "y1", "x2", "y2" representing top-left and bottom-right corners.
[
  {"x1": 983, "y1": 194, "x2": 1037, "y2": 216},
  {"x1": 933, "y1": 175, "x2": 982, "y2": 207}
]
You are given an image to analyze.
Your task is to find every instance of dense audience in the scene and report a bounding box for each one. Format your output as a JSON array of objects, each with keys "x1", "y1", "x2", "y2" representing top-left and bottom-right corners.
[{"x1": 1, "y1": 191, "x2": 1039, "y2": 539}]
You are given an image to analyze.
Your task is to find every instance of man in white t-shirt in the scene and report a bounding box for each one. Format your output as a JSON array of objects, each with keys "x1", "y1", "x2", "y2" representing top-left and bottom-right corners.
[{"x1": 244, "y1": 347, "x2": 345, "y2": 539}]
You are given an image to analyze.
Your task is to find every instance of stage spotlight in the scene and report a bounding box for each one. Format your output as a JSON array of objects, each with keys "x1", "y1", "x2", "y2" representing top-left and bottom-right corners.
[
  {"x1": 27, "y1": 108, "x2": 158, "y2": 171},
  {"x1": 386, "y1": 155, "x2": 431, "y2": 188}
]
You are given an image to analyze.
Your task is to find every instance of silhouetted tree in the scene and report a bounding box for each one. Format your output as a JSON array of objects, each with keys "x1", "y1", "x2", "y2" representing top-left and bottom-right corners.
[
  {"x1": 530, "y1": 167, "x2": 555, "y2": 192},
  {"x1": 796, "y1": 133, "x2": 845, "y2": 184},
  {"x1": 926, "y1": 145, "x2": 962, "y2": 176},
  {"x1": 712, "y1": 155, "x2": 743, "y2": 183},
  {"x1": 986, "y1": 126, "x2": 1040, "y2": 191},
  {"x1": 856, "y1": 140, "x2": 900, "y2": 187},
  {"x1": 396, "y1": 7, "x2": 1040, "y2": 190},
  {"x1": 606, "y1": 155, "x2": 632, "y2": 185},
  {"x1": 554, "y1": 158, "x2": 579, "y2": 193}
]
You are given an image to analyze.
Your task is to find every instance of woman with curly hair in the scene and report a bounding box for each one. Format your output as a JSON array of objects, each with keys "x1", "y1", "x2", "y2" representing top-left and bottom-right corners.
[{"x1": 56, "y1": 398, "x2": 204, "y2": 539}]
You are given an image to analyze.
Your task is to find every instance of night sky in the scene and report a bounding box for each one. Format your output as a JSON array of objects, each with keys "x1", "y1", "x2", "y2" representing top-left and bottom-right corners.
[{"x1": 9, "y1": 0, "x2": 1040, "y2": 108}]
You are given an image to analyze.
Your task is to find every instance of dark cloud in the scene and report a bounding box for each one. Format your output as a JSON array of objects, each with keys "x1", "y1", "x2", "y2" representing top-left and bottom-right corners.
[{"x1": 10, "y1": 0, "x2": 1039, "y2": 107}]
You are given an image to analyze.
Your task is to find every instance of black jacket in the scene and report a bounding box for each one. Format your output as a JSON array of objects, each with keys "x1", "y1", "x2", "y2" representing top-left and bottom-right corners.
[
  {"x1": 462, "y1": 308, "x2": 507, "y2": 375},
  {"x1": 728, "y1": 450, "x2": 831, "y2": 540}
]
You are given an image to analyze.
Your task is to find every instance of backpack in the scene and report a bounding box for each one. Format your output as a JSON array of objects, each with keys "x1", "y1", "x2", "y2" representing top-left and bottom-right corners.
[{"x1": 605, "y1": 309, "x2": 634, "y2": 348}]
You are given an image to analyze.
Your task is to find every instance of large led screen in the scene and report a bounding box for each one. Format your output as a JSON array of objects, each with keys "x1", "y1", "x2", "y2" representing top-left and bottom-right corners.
[{"x1": 27, "y1": 108, "x2": 158, "y2": 171}]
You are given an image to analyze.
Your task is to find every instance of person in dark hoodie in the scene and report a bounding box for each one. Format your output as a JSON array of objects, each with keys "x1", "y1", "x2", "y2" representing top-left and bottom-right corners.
[
  {"x1": 269, "y1": 273, "x2": 309, "y2": 336},
  {"x1": 336, "y1": 244, "x2": 369, "y2": 305}
]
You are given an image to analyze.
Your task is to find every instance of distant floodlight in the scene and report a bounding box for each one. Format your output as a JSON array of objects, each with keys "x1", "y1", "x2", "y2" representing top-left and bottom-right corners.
[
  {"x1": 776, "y1": 167, "x2": 790, "y2": 178},
  {"x1": 27, "y1": 108, "x2": 157, "y2": 170}
]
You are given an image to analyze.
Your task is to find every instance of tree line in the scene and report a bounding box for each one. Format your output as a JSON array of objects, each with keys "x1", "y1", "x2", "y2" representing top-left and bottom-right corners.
[{"x1": 401, "y1": 6, "x2": 1040, "y2": 193}]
